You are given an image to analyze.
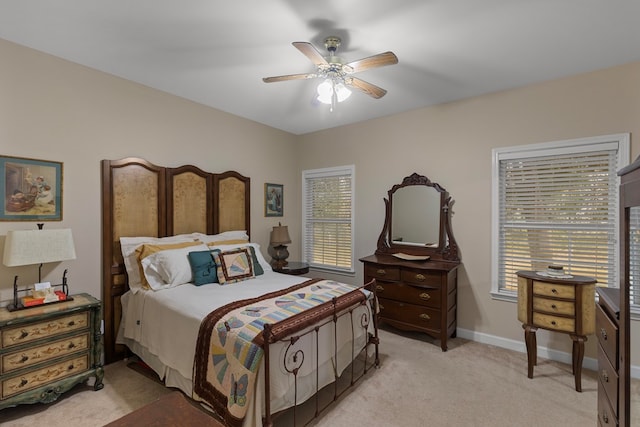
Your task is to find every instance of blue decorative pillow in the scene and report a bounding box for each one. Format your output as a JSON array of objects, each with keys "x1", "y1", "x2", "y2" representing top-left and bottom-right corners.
[
  {"x1": 247, "y1": 246, "x2": 264, "y2": 276},
  {"x1": 187, "y1": 250, "x2": 220, "y2": 286}
]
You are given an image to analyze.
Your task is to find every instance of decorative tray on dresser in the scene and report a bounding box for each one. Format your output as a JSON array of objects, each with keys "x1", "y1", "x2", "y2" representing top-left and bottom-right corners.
[
  {"x1": 363, "y1": 173, "x2": 461, "y2": 351},
  {"x1": 0, "y1": 293, "x2": 103, "y2": 409}
]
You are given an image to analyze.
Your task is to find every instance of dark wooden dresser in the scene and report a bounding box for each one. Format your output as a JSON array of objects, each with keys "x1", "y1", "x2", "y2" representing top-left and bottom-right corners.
[
  {"x1": 596, "y1": 287, "x2": 620, "y2": 426},
  {"x1": 361, "y1": 254, "x2": 458, "y2": 351}
]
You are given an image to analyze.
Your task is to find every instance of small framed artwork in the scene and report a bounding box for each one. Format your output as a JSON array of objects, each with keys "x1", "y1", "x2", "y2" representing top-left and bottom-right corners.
[
  {"x1": 265, "y1": 183, "x2": 283, "y2": 217},
  {"x1": 1, "y1": 155, "x2": 63, "y2": 221}
]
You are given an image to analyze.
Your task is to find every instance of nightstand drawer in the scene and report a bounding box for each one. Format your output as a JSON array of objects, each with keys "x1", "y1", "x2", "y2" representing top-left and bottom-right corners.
[
  {"x1": 532, "y1": 297, "x2": 575, "y2": 316},
  {"x1": 596, "y1": 304, "x2": 618, "y2": 368},
  {"x1": 1, "y1": 354, "x2": 89, "y2": 399},
  {"x1": 532, "y1": 312, "x2": 575, "y2": 333},
  {"x1": 400, "y1": 269, "x2": 441, "y2": 286},
  {"x1": 1, "y1": 332, "x2": 89, "y2": 374},
  {"x1": 533, "y1": 281, "x2": 575, "y2": 299},
  {"x1": 375, "y1": 282, "x2": 440, "y2": 308},
  {"x1": 378, "y1": 298, "x2": 439, "y2": 330},
  {"x1": 364, "y1": 264, "x2": 400, "y2": 281},
  {"x1": 597, "y1": 380, "x2": 618, "y2": 426},
  {"x1": 1, "y1": 312, "x2": 89, "y2": 349}
]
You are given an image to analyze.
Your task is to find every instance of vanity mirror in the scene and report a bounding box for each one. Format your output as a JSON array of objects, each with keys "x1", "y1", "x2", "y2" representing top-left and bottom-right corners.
[{"x1": 376, "y1": 172, "x2": 459, "y2": 262}]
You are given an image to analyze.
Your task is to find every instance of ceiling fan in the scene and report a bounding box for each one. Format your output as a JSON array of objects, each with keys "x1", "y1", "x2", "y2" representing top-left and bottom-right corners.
[{"x1": 263, "y1": 36, "x2": 398, "y2": 109}]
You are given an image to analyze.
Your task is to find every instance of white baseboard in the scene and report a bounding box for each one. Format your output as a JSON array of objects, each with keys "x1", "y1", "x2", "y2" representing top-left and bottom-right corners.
[{"x1": 456, "y1": 327, "x2": 640, "y2": 379}]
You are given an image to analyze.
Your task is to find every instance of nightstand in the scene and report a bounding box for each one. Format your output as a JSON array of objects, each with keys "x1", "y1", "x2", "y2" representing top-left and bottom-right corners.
[
  {"x1": 273, "y1": 261, "x2": 309, "y2": 275},
  {"x1": 0, "y1": 293, "x2": 103, "y2": 409},
  {"x1": 516, "y1": 270, "x2": 596, "y2": 392}
]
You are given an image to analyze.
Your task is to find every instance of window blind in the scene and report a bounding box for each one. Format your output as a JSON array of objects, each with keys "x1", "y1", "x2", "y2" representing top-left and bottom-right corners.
[
  {"x1": 629, "y1": 206, "x2": 640, "y2": 311},
  {"x1": 302, "y1": 166, "x2": 355, "y2": 273},
  {"x1": 498, "y1": 150, "x2": 618, "y2": 292}
]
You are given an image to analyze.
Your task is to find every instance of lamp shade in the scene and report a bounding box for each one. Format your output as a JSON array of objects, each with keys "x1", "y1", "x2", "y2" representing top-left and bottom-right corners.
[
  {"x1": 270, "y1": 224, "x2": 291, "y2": 246},
  {"x1": 3, "y1": 229, "x2": 77, "y2": 267}
]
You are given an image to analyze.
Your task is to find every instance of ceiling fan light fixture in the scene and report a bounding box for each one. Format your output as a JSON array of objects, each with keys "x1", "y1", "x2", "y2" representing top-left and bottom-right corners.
[{"x1": 316, "y1": 79, "x2": 351, "y2": 105}]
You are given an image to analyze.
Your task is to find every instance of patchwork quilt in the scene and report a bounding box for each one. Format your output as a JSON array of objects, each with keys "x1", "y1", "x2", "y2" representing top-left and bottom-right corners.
[{"x1": 192, "y1": 278, "x2": 367, "y2": 426}]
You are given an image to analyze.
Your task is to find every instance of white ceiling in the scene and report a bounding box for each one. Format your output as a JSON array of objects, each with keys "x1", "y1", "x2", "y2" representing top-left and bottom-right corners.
[{"x1": 2, "y1": 1, "x2": 640, "y2": 135}]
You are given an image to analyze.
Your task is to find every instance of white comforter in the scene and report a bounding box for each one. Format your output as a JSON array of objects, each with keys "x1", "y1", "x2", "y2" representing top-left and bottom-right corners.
[{"x1": 117, "y1": 271, "x2": 372, "y2": 426}]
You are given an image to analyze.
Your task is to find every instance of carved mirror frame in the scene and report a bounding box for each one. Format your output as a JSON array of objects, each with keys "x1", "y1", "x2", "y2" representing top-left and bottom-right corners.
[{"x1": 375, "y1": 173, "x2": 460, "y2": 262}]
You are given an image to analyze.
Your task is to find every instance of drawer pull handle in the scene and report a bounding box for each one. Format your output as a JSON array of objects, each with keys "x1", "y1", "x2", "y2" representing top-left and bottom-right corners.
[
  {"x1": 376, "y1": 285, "x2": 384, "y2": 292},
  {"x1": 19, "y1": 330, "x2": 28, "y2": 339},
  {"x1": 379, "y1": 304, "x2": 385, "y2": 311},
  {"x1": 419, "y1": 293, "x2": 431, "y2": 301},
  {"x1": 376, "y1": 269, "x2": 386, "y2": 276},
  {"x1": 551, "y1": 321, "x2": 557, "y2": 326},
  {"x1": 19, "y1": 354, "x2": 29, "y2": 363},
  {"x1": 600, "y1": 328, "x2": 608, "y2": 340},
  {"x1": 19, "y1": 378, "x2": 28, "y2": 388},
  {"x1": 68, "y1": 342, "x2": 76, "y2": 349},
  {"x1": 601, "y1": 370, "x2": 609, "y2": 382},
  {"x1": 67, "y1": 320, "x2": 76, "y2": 327},
  {"x1": 68, "y1": 364, "x2": 75, "y2": 371},
  {"x1": 551, "y1": 304, "x2": 557, "y2": 310},
  {"x1": 551, "y1": 288, "x2": 558, "y2": 294},
  {"x1": 415, "y1": 274, "x2": 426, "y2": 281},
  {"x1": 602, "y1": 411, "x2": 609, "y2": 424},
  {"x1": 419, "y1": 313, "x2": 431, "y2": 320}
]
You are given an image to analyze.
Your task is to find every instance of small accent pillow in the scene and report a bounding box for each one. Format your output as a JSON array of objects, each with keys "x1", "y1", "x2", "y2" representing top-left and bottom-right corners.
[
  {"x1": 213, "y1": 247, "x2": 255, "y2": 285},
  {"x1": 205, "y1": 243, "x2": 264, "y2": 276},
  {"x1": 188, "y1": 249, "x2": 220, "y2": 286},
  {"x1": 140, "y1": 243, "x2": 209, "y2": 290}
]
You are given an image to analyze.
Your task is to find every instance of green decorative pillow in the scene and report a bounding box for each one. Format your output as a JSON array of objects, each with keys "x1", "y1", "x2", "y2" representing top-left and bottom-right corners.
[
  {"x1": 247, "y1": 246, "x2": 264, "y2": 276},
  {"x1": 213, "y1": 247, "x2": 255, "y2": 285},
  {"x1": 188, "y1": 249, "x2": 220, "y2": 286}
]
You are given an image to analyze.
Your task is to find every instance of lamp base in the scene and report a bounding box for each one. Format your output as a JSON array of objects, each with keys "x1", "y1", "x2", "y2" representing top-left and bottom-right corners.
[{"x1": 270, "y1": 245, "x2": 289, "y2": 269}]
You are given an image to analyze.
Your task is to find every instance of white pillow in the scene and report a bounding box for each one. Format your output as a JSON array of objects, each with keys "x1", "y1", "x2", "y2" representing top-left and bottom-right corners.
[
  {"x1": 120, "y1": 234, "x2": 197, "y2": 293},
  {"x1": 192, "y1": 230, "x2": 249, "y2": 244},
  {"x1": 140, "y1": 243, "x2": 209, "y2": 290},
  {"x1": 205, "y1": 242, "x2": 272, "y2": 272}
]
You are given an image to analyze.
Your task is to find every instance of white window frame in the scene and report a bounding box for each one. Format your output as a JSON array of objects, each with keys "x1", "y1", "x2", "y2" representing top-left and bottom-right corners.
[
  {"x1": 491, "y1": 134, "x2": 630, "y2": 302},
  {"x1": 302, "y1": 165, "x2": 355, "y2": 274}
]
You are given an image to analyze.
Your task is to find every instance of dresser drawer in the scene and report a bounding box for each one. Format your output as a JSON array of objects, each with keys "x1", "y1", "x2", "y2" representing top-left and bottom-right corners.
[
  {"x1": 596, "y1": 304, "x2": 618, "y2": 368},
  {"x1": 364, "y1": 264, "x2": 400, "y2": 281},
  {"x1": 400, "y1": 269, "x2": 441, "y2": 286},
  {"x1": 532, "y1": 297, "x2": 575, "y2": 316},
  {"x1": 532, "y1": 281, "x2": 575, "y2": 299},
  {"x1": 597, "y1": 343, "x2": 618, "y2": 416},
  {"x1": 532, "y1": 312, "x2": 575, "y2": 333},
  {"x1": 378, "y1": 298, "x2": 439, "y2": 330},
  {"x1": 597, "y1": 380, "x2": 619, "y2": 426},
  {"x1": 1, "y1": 354, "x2": 89, "y2": 399},
  {"x1": 1, "y1": 311, "x2": 89, "y2": 349},
  {"x1": 375, "y1": 282, "x2": 440, "y2": 308},
  {"x1": 1, "y1": 332, "x2": 89, "y2": 374}
]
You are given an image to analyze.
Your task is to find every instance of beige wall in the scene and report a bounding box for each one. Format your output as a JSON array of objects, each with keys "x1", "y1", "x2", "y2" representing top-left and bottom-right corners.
[
  {"x1": 298, "y1": 61, "x2": 640, "y2": 361},
  {"x1": 1, "y1": 36, "x2": 639, "y2": 365},
  {"x1": 0, "y1": 38, "x2": 301, "y2": 303}
]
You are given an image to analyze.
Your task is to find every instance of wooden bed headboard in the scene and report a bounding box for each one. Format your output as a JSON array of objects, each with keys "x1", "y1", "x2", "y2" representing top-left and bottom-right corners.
[{"x1": 101, "y1": 157, "x2": 250, "y2": 364}]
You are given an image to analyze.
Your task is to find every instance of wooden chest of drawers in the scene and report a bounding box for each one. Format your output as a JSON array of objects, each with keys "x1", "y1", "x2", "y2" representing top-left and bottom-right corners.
[
  {"x1": 360, "y1": 254, "x2": 459, "y2": 351},
  {"x1": 0, "y1": 293, "x2": 103, "y2": 409},
  {"x1": 516, "y1": 271, "x2": 596, "y2": 392},
  {"x1": 595, "y1": 287, "x2": 620, "y2": 426}
]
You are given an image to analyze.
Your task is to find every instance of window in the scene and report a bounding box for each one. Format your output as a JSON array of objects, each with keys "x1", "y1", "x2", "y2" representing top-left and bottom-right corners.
[
  {"x1": 491, "y1": 134, "x2": 629, "y2": 300},
  {"x1": 302, "y1": 165, "x2": 355, "y2": 273}
]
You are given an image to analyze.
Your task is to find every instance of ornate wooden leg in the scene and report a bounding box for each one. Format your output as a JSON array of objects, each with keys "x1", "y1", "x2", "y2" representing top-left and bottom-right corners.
[
  {"x1": 523, "y1": 324, "x2": 537, "y2": 378},
  {"x1": 571, "y1": 334, "x2": 586, "y2": 392}
]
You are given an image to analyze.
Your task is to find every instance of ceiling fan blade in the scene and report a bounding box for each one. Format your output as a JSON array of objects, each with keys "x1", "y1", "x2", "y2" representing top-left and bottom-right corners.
[
  {"x1": 347, "y1": 77, "x2": 387, "y2": 99},
  {"x1": 292, "y1": 42, "x2": 328, "y2": 67},
  {"x1": 262, "y1": 73, "x2": 317, "y2": 83},
  {"x1": 344, "y1": 51, "x2": 398, "y2": 74}
]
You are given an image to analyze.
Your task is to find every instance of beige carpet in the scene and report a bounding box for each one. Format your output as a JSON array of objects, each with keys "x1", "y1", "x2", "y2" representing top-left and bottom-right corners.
[{"x1": 0, "y1": 327, "x2": 597, "y2": 426}]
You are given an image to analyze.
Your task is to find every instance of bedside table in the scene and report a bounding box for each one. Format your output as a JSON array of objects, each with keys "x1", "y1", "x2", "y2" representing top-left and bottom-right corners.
[
  {"x1": 516, "y1": 270, "x2": 596, "y2": 392},
  {"x1": 273, "y1": 261, "x2": 309, "y2": 275},
  {"x1": 0, "y1": 293, "x2": 104, "y2": 409}
]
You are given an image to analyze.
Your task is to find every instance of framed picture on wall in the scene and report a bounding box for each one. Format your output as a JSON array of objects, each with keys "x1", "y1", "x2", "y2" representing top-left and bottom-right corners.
[
  {"x1": 0, "y1": 155, "x2": 63, "y2": 221},
  {"x1": 265, "y1": 183, "x2": 283, "y2": 217}
]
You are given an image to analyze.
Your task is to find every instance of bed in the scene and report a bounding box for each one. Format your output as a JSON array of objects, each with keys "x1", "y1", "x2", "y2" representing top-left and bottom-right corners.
[{"x1": 101, "y1": 158, "x2": 379, "y2": 426}]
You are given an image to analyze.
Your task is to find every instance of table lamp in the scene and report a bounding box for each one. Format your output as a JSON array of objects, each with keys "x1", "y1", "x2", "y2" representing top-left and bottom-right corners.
[
  {"x1": 3, "y1": 227, "x2": 76, "y2": 311},
  {"x1": 270, "y1": 222, "x2": 291, "y2": 269}
]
